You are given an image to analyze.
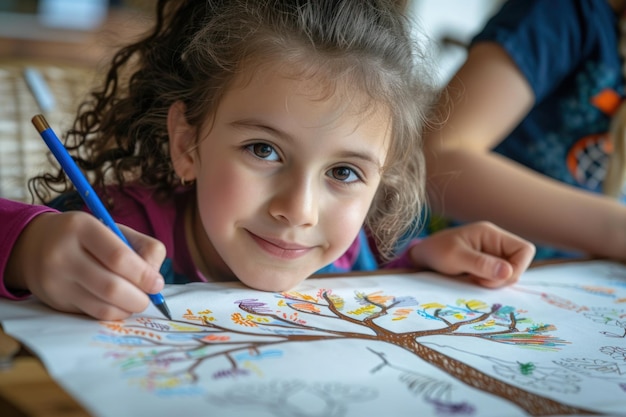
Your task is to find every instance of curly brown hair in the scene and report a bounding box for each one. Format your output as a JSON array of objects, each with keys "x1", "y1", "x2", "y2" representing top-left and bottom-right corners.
[{"x1": 29, "y1": 0, "x2": 437, "y2": 260}]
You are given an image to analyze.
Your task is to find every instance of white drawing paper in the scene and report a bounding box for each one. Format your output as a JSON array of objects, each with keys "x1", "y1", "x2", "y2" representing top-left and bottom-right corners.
[{"x1": 1, "y1": 260, "x2": 626, "y2": 417}]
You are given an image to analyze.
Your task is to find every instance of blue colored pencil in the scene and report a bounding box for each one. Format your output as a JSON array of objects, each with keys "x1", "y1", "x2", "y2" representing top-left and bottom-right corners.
[{"x1": 31, "y1": 114, "x2": 172, "y2": 320}]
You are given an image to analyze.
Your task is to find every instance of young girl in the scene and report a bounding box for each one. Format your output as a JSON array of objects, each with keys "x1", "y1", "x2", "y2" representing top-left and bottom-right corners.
[
  {"x1": 0, "y1": 0, "x2": 535, "y2": 321},
  {"x1": 424, "y1": 0, "x2": 626, "y2": 260}
]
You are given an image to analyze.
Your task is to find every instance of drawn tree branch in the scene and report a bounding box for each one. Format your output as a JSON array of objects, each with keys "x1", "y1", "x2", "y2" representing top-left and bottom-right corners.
[{"x1": 97, "y1": 288, "x2": 602, "y2": 416}]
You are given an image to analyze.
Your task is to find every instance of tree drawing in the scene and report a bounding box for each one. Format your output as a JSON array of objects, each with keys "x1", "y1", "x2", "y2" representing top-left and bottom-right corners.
[
  {"x1": 516, "y1": 282, "x2": 626, "y2": 338},
  {"x1": 556, "y1": 345, "x2": 626, "y2": 379},
  {"x1": 97, "y1": 287, "x2": 604, "y2": 416},
  {"x1": 584, "y1": 308, "x2": 626, "y2": 338}
]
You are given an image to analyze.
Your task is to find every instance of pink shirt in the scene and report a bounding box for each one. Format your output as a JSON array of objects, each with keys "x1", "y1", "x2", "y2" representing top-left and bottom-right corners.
[{"x1": 0, "y1": 199, "x2": 56, "y2": 299}]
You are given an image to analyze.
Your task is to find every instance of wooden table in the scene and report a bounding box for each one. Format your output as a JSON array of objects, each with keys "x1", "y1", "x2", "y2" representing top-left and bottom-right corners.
[{"x1": 0, "y1": 328, "x2": 89, "y2": 417}]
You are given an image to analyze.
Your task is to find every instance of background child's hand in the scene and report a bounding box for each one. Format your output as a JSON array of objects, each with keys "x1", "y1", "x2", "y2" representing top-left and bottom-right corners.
[
  {"x1": 5, "y1": 211, "x2": 166, "y2": 320},
  {"x1": 408, "y1": 221, "x2": 536, "y2": 288}
]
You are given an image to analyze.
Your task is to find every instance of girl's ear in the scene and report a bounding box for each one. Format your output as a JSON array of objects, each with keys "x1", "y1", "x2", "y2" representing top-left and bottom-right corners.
[{"x1": 168, "y1": 101, "x2": 197, "y2": 181}]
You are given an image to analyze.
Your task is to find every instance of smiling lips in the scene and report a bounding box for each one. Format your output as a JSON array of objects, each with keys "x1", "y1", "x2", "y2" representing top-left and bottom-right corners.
[{"x1": 248, "y1": 231, "x2": 313, "y2": 259}]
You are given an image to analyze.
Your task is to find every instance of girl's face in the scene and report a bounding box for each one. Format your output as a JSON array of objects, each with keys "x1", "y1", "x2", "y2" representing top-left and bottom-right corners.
[{"x1": 170, "y1": 62, "x2": 391, "y2": 291}]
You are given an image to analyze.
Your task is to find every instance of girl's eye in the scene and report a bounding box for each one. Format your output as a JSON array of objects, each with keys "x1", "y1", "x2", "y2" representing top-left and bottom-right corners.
[
  {"x1": 246, "y1": 143, "x2": 279, "y2": 161},
  {"x1": 328, "y1": 166, "x2": 361, "y2": 183}
]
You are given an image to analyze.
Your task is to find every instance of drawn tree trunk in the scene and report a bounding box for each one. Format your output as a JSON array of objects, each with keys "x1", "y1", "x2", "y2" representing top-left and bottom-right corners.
[{"x1": 397, "y1": 336, "x2": 598, "y2": 416}]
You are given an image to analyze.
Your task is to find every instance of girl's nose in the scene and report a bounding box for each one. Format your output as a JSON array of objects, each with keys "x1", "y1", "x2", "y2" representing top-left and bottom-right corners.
[{"x1": 268, "y1": 175, "x2": 319, "y2": 227}]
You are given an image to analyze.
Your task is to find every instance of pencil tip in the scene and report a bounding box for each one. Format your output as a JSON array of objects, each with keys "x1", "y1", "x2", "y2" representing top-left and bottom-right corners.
[{"x1": 156, "y1": 302, "x2": 172, "y2": 320}]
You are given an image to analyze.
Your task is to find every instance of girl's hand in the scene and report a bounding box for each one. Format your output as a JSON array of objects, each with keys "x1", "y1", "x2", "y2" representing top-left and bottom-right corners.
[
  {"x1": 408, "y1": 221, "x2": 536, "y2": 288},
  {"x1": 5, "y1": 211, "x2": 166, "y2": 320}
]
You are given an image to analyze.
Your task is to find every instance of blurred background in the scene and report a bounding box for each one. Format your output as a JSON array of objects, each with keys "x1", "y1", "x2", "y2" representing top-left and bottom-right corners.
[
  {"x1": 0, "y1": 0, "x2": 152, "y2": 201},
  {"x1": 0, "y1": 0, "x2": 504, "y2": 202}
]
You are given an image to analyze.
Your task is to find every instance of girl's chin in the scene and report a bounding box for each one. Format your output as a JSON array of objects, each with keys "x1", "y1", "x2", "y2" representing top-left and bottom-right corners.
[{"x1": 235, "y1": 270, "x2": 310, "y2": 292}]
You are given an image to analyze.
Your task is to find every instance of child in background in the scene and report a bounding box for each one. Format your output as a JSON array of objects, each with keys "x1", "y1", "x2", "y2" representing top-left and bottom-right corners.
[
  {"x1": 424, "y1": 0, "x2": 626, "y2": 260},
  {"x1": 0, "y1": 0, "x2": 535, "y2": 321}
]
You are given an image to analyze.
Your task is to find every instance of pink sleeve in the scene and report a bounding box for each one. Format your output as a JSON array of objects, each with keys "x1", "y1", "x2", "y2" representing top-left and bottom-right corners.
[{"x1": 0, "y1": 198, "x2": 58, "y2": 299}]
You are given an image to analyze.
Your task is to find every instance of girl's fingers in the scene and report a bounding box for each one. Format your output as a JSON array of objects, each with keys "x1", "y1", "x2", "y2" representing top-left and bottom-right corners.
[
  {"x1": 32, "y1": 263, "x2": 138, "y2": 320},
  {"x1": 467, "y1": 223, "x2": 535, "y2": 285},
  {"x1": 67, "y1": 283, "x2": 137, "y2": 321},
  {"x1": 36, "y1": 243, "x2": 151, "y2": 316},
  {"x1": 74, "y1": 250, "x2": 151, "y2": 314},
  {"x1": 410, "y1": 221, "x2": 535, "y2": 288},
  {"x1": 455, "y1": 249, "x2": 514, "y2": 282},
  {"x1": 79, "y1": 221, "x2": 165, "y2": 295},
  {"x1": 119, "y1": 224, "x2": 167, "y2": 273}
]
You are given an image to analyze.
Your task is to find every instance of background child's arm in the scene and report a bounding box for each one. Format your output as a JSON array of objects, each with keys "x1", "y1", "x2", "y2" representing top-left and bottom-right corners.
[{"x1": 424, "y1": 42, "x2": 626, "y2": 261}]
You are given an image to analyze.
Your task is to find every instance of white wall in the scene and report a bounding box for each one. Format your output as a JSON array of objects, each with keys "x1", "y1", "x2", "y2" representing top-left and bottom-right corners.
[{"x1": 407, "y1": 0, "x2": 504, "y2": 85}]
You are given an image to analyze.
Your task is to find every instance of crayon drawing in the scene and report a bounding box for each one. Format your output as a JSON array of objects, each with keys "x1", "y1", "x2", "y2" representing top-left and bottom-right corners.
[{"x1": 1, "y1": 260, "x2": 626, "y2": 417}]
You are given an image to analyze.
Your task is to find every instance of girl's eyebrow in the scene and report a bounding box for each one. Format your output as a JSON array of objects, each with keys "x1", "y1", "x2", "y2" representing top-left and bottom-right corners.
[
  {"x1": 231, "y1": 119, "x2": 294, "y2": 143},
  {"x1": 230, "y1": 118, "x2": 384, "y2": 169}
]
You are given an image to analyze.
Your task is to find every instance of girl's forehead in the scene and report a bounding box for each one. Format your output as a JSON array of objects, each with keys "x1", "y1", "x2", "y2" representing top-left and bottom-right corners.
[
  {"x1": 231, "y1": 58, "x2": 389, "y2": 121},
  {"x1": 208, "y1": 59, "x2": 392, "y2": 158}
]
